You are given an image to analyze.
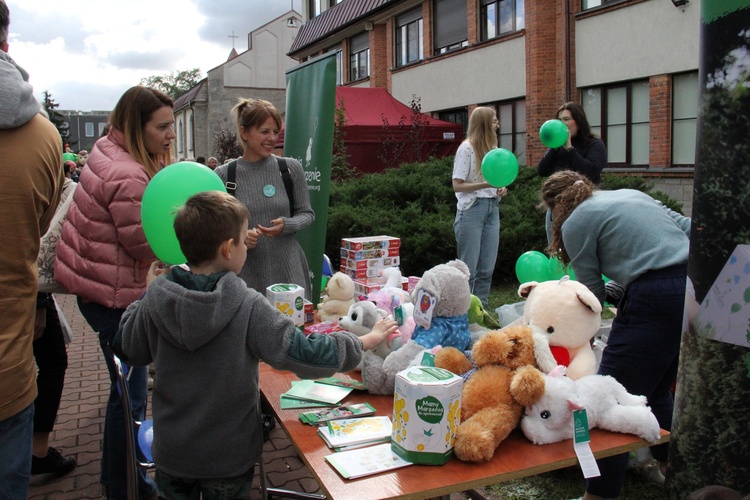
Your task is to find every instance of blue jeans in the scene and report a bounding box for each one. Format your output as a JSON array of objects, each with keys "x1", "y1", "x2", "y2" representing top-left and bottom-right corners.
[
  {"x1": 586, "y1": 264, "x2": 686, "y2": 498},
  {"x1": 0, "y1": 403, "x2": 34, "y2": 500},
  {"x1": 454, "y1": 197, "x2": 500, "y2": 307},
  {"x1": 155, "y1": 467, "x2": 255, "y2": 500},
  {"x1": 77, "y1": 298, "x2": 156, "y2": 500}
]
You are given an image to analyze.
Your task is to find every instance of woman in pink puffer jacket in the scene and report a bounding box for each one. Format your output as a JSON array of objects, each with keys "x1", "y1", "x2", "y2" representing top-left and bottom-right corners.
[{"x1": 56, "y1": 86, "x2": 175, "y2": 500}]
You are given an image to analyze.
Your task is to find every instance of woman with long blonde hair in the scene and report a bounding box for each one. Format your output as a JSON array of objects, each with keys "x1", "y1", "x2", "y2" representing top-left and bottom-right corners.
[{"x1": 452, "y1": 106, "x2": 508, "y2": 307}]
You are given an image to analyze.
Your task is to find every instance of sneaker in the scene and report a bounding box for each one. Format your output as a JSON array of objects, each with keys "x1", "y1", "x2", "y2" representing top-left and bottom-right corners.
[{"x1": 31, "y1": 447, "x2": 77, "y2": 475}]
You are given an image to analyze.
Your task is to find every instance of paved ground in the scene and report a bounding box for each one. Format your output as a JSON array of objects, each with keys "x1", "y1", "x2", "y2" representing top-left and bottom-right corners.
[{"x1": 26, "y1": 294, "x2": 478, "y2": 500}]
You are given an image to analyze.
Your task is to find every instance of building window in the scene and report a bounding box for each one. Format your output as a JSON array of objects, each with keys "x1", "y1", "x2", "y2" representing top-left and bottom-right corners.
[
  {"x1": 188, "y1": 114, "x2": 194, "y2": 152},
  {"x1": 582, "y1": 0, "x2": 622, "y2": 9},
  {"x1": 583, "y1": 80, "x2": 649, "y2": 167},
  {"x1": 349, "y1": 32, "x2": 370, "y2": 82},
  {"x1": 395, "y1": 8, "x2": 423, "y2": 67},
  {"x1": 433, "y1": 0, "x2": 468, "y2": 55},
  {"x1": 672, "y1": 72, "x2": 698, "y2": 166},
  {"x1": 439, "y1": 108, "x2": 469, "y2": 136},
  {"x1": 489, "y1": 99, "x2": 526, "y2": 165},
  {"x1": 309, "y1": 0, "x2": 342, "y2": 18},
  {"x1": 98, "y1": 122, "x2": 107, "y2": 137},
  {"x1": 325, "y1": 45, "x2": 343, "y2": 85},
  {"x1": 480, "y1": 0, "x2": 525, "y2": 41},
  {"x1": 84, "y1": 122, "x2": 95, "y2": 137},
  {"x1": 177, "y1": 121, "x2": 184, "y2": 154}
]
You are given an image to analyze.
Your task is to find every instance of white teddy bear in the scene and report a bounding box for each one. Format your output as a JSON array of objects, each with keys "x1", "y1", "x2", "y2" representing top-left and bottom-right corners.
[{"x1": 520, "y1": 366, "x2": 661, "y2": 445}]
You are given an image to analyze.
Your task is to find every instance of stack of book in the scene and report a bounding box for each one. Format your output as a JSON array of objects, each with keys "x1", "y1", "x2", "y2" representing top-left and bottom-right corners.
[
  {"x1": 325, "y1": 442, "x2": 412, "y2": 479},
  {"x1": 299, "y1": 402, "x2": 376, "y2": 425},
  {"x1": 279, "y1": 379, "x2": 357, "y2": 410},
  {"x1": 317, "y1": 416, "x2": 393, "y2": 452}
]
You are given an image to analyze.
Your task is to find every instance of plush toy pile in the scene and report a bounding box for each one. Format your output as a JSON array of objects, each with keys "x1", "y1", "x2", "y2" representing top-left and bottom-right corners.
[
  {"x1": 361, "y1": 260, "x2": 473, "y2": 395},
  {"x1": 520, "y1": 366, "x2": 662, "y2": 445}
]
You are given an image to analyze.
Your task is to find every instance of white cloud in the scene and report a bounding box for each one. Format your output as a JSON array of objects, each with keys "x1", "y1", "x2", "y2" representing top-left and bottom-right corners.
[{"x1": 5, "y1": 0, "x2": 295, "y2": 110}]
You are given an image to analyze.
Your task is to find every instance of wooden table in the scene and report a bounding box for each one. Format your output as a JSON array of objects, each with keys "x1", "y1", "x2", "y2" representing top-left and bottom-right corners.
[{"x1": 259, "y1": 364, "x2": 670, "y2": 500}]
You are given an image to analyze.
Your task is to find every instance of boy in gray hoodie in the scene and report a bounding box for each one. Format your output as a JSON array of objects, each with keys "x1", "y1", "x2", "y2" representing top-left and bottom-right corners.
[{"x1": 116, "y1": 190, "x2": 395, "y2": 499}]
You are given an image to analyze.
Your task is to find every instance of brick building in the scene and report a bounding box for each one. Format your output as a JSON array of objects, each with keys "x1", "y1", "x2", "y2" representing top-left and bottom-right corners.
[{"x1": 291, "y1": 0, "x2": 698, "y2": 214}]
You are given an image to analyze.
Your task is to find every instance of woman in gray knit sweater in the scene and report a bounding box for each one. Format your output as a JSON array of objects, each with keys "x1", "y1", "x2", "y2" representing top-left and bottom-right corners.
[{"x1": 215, "y1": 98, "x2": 314, "y2": 299}]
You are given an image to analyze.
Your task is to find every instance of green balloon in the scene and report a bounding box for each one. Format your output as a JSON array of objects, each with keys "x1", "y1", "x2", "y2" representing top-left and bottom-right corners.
[
  {"x1": 515, "y1": 251, "x2": 551, "y2": 284},
  {"x1": 547, "y1": 256, "x2": 566, "y2": 280},
  {"x1": 481, "y1": 148, "x2": 519, "y2": 188},
  {"x1": 62, "y1": 152, "x2": 77, "y2": 162},
  {"x1": 539, "y1": 119, "x2": 569, "y2": 149},
  {"x1": 141, "y1": 161, "x2": 227, "y2": 265}
]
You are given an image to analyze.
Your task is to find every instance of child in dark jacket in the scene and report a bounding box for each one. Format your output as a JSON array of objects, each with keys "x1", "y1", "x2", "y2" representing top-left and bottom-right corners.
[{"x1": 115, "y1": 190, "x2": 395, "y2": 499}]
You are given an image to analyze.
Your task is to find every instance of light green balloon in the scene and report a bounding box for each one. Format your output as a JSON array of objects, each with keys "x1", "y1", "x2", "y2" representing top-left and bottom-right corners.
[{"x1": 141, "y1": 162, "x2": 227, "y2": 265}]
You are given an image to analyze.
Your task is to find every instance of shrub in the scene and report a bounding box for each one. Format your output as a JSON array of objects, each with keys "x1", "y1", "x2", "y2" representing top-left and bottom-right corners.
[{"x1": 325, "y1": 161, "x2": 684, "y2": 283}]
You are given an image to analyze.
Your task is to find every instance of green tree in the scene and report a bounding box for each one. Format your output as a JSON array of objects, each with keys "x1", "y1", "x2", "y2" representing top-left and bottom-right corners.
[
  {"x1": 331, "y1": 96, "x2": 354, "y2": 182},
  {"x1": 140, "y1": 68, "x2": 202, "y2": 99},
  {"x1": 42, "y1": 90, "x2": 73, "y2": 149},
  {"x1": 212, "y1": 128, "x2": 243, "y2": 164}
]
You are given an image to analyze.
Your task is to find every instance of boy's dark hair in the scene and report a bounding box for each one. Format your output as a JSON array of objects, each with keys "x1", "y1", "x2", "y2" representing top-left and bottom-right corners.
[{"x1": 174, "y1": 191, "x2": 250, "y2": 266}]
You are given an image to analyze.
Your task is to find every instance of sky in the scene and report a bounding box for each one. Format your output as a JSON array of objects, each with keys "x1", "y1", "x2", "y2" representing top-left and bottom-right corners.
[{"x1": 6, "y1": 0, "x2": 300, "y2": 111}]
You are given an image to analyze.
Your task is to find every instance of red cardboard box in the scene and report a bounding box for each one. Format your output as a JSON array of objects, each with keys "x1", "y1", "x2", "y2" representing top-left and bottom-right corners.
[
  {"x1": 340, "y1": 247, "x2": 400, "y2": 260},
  {"x1": 341, "y1": 235, "x2": 401, "y2": 251},
  {"x1": 340, "y1": 256, "x2": 400, "y2": 270}
]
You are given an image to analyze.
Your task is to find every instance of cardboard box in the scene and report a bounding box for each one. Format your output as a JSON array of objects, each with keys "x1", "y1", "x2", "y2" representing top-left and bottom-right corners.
[
  {"x1": 693, "y1": 244, "x2": 750, "y2": 348},
  {"x1": 266, "y1": 284, "x2": 305, "y2": 327},
  {"x1": 341, "y1": 235, "x2": 401, "y2": 251},
  {"x1": 353, "y1": 277, "x2": 409, "y2": 296},
  {"x1": 304, "y1": 299, "x2": 314, "y2": 324},
  {"x1": 391, "y1": 366, "x2": 462, "y2": 465},
  {"x1": 340, "y1": 256, "x2": 400, "y2": 270},
  {"x1": 340, "y1": 247, "x2": 400, "y2": 260}
]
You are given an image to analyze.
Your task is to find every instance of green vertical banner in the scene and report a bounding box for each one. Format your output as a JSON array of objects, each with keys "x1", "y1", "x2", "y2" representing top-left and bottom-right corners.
[{"x1": 284, "y1": 53, "x2": 337, "y2": 306}]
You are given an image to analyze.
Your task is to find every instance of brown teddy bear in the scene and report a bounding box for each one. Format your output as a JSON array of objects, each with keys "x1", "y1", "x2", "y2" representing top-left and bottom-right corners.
[{"x1": 434, "y1": 325, "x2": 547, "y2": 462}]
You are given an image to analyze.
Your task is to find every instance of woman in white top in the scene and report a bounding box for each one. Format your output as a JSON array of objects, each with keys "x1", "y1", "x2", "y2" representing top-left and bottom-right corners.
[{"x1": 452, "y1": 107, "x2": 508, "y2": 307}]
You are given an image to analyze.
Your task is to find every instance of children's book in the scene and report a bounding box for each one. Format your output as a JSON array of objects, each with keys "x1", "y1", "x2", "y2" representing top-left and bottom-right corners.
[
  {"x1": 281, "y1": 379, "x2": 353, "y2": 405},
  {"x1": 299, "y1": 403, "x2": 376, "y2": 425},
  {"x1": 324, "y1": 442, "x2": 412, "y2": 479},
  {"x1": 315, "y1": 377, "x2": 367, "y2": 391},
  {"x1": 280, "y1": 380, "x2": 334, "y2": 409},
  {"x1": 317, "y1": 416, "x2": 393, "y2": 449}
]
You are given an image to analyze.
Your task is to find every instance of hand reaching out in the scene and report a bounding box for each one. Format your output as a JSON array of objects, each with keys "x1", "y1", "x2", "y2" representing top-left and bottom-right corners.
[{"x1": 359, "y1": 318, "x2": 399, "y2": 351}]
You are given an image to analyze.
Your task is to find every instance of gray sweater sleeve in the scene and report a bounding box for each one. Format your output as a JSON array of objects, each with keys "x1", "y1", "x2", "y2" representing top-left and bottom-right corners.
[{"x1": 281, "y1": 158, "x2": 315, "y2": 235}]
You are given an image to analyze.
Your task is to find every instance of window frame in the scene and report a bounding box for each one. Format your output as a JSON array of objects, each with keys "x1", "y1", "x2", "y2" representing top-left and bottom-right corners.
[
  {"x1": 438, "y1": 108, "x2": 469, "y2": 137},
  {"x1": 433, "y1": 0, "x2": 468, "y2": 55},
  {"x1": 671, "y1": 71, "x2": 698, "y2": 167},
  {"x1": 84, "y1": 121, "x2": 95, "y2": 137},
  {"x1": 395, "y1": 8, "x2": 424, "y2": 68},
  {"x1": 582, "y1": 79, "x2": 650, "y2": 168},
  {"x1": 482, "y1": 98, "x2": 527, "y2": 165},
  {"x1": 479, "y1": 0, "x2": 525, "y2": 42},
  {"x1": 349, "y1": 32, "x2": 370, "y2": 82}
]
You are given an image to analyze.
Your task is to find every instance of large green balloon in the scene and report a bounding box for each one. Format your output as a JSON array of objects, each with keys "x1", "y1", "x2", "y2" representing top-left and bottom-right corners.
[
  {"x1": 539, "y1": 119, "x2": 569, "y2": 149},
  {"x1": 515, "y1": 251, "x2": 551, "y2": 284},
  {"x1": 481, "y1": 148, "x2": 519, "y2": 188},
  {"x1": 141, "y1": 161, "x2": 227, "y2": 265},
  {"x1": 62, "y1": 152, "x2": 77, "y2": 163}
]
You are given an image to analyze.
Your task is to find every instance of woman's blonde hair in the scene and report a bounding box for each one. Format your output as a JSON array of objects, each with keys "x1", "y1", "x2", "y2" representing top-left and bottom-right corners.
[
  {"x1": 108, "y1": 86, "x2": 174, "y2": 179},
  {"x1": 232, "y1": 98, "x2": 282, "y2": 151},
  {"x1": 541, "y1": 171, "x2": 595, "y2": 264},
  {"x1": 466, "y1": 106, "x2": 498, "y2": 173}
]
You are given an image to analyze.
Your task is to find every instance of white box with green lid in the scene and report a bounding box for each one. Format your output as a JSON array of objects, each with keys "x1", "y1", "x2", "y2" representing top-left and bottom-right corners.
[
  {"x1": 391, "y1": 365, "x2": 462, "y2": 465},
  {"x1": 266, "y1": 283, "x2": 305, "y2": 327}
]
